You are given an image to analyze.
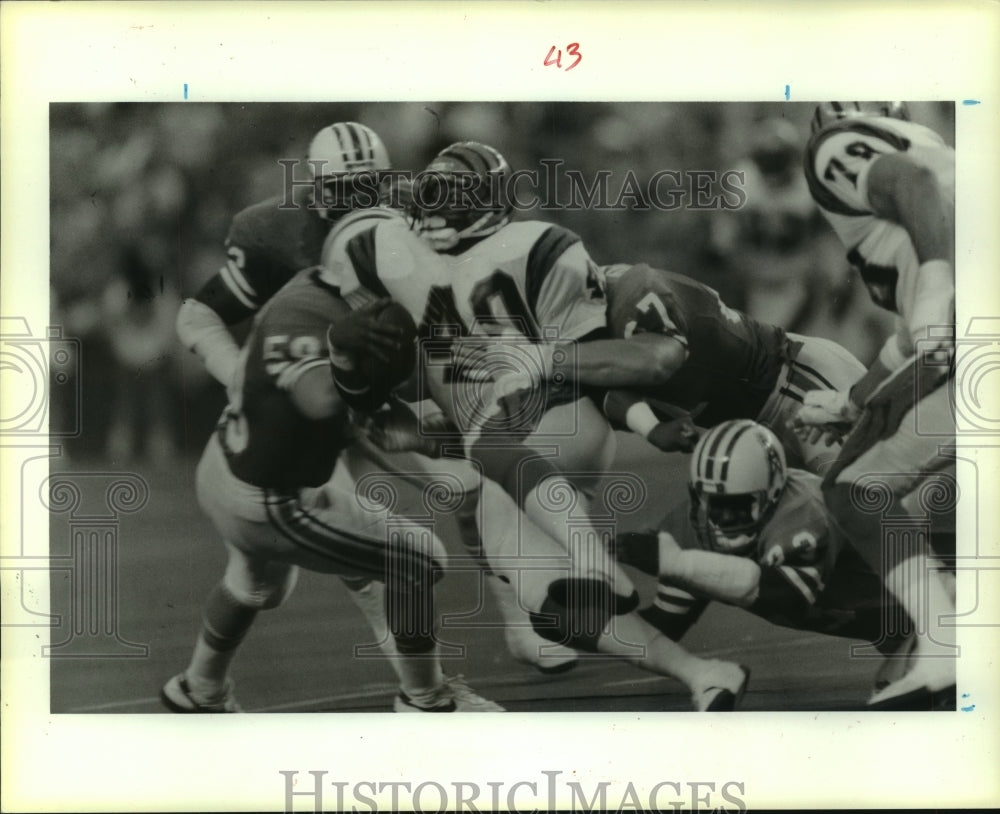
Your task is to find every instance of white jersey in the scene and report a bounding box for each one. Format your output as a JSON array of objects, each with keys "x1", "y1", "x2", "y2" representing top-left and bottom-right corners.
[
  {"x1": 322, "y1": 212, "x2": 606, "y2": 340},
  {"x1": 803, "y1": 116, "x2": 954, "y2": 317},
  {"x1": 320, "y1": 211, "x2": 608, "y2": 432}
]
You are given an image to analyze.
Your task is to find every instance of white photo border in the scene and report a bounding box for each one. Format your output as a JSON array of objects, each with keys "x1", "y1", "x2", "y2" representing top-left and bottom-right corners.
[{"x1": 2, "y1": 1, "x2": 999, "y2": 811}]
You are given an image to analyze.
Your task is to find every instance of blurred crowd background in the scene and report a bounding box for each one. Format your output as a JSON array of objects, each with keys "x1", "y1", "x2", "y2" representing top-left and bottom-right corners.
[{"x1": 49, "y1": 101, "x2": 955, "y2": 464}]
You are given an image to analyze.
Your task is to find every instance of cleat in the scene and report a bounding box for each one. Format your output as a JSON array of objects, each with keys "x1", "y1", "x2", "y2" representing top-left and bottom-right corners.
[
  {"x1": 394, "y1": 674, "x2": 504, "y2": 713},
  {"x1": 691, "y1": 662, "x2": 750, "y2": 712},
  {"x1": 873, "y1": 634, "x2": 917, "y2": 691},
  {"x1": 867, "y1": 657, "x2": 956, "y2": 710},
  {"x1": 161, "y1": 673, "x2": 242, "y2": 713},
  {"x1": 394, "y1": 691, "x2": 457, "y2": 713},
  {"x1": 442, "y1": 674, "x2": 505, "y2": 711},
  {"x1": 504, "y1": 626, "x2": 579, "y2": 675},
  {"x1": 867, "y1": 683, "x2": 957, "y2": 712}
]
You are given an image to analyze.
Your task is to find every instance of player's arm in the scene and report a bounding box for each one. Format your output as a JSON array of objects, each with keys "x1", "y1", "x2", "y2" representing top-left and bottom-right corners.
[
  {"x1": 602, "y1": 389, "x2": 700, "y2": 453},
  {"x1": 176, "y1": 239, "x2": 267, "y2": 386},
  {"x1": 175, "y1": 297, "x2": 243, "y2": 386},
  {"x1": 617, "y1": 530, "x2": 762, "y2": 608},
  {"x1": 556, "y1": 332, "x2": 687, "y2": 388},
  {"x1": 462, "y1": 250, "x2": 689, "y2": 388},
  {"x1": 867, "y1": 152, "x2": 954, "y2": 351},
  {"x1": 573, "y1": 262, "x2": 691, "y2": 388},
  {"x1": 798, "y1": 154, "x2": 954, "y2": 431},
  {"x1": 866, "y1": 152, "x2": 954, "y2": 270}
]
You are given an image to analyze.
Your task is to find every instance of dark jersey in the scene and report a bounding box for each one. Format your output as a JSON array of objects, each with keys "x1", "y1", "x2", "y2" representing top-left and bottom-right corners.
[
  {"x1": 195, "y1": 194, "x2": 330, "y2": 324},
  {"x1": 218, "y1": 269, "x2": 355, "y2": 491},
  {"x1": 654, "y1": 469, "x2": 901, "y2": 645},
  {"x1": 603, "y1": 264, "x2": 787, "y2": 426}
]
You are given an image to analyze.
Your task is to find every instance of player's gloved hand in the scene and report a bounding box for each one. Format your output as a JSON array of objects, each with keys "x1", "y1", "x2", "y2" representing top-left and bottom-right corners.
[
  {"x1": 611, "y1": 530, "x2": 658, "y2": 571},
  {"x1": 647, "y1": 417, "x2": 700, "y2": 453},
  {"x1": 792, "y1": 389, "x2": 861, "y2": 446},
  {"x1": 326, "y1": 298, "x2": 404, "y2": 368}
]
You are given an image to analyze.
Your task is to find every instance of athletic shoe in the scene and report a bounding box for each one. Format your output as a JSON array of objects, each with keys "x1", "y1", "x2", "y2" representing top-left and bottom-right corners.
[
  {"x1": 160, "y1": 673, "x2": 242, "y2": 713},
  {"x1": 867, "y1": 656, "x2": 956, "y2": 710},
  {"x1": 873, "y1": 633, "x2": 917, "y2": 691},
  {"x1": 691, "y1": 661, "x2": 751, "y2": 712},
  {"x1": 394, "y1": 674, "x2": 505, "y2": 712}
]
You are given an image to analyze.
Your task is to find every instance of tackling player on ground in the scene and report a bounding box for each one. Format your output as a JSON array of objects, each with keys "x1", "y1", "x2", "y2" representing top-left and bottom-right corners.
[
  {"x1": 793, "y1": 102, "x2": 956, "y2": 707},
  {"x1": 614, "y1": 420, "x2": 918, "y2": 702},
  {"x1": 597, "y1": 261, "x2": 866, "y2": 474}
]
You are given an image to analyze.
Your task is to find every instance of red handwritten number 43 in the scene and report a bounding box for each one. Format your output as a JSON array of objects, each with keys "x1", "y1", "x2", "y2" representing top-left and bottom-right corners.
[{"x1": 544, "y1": 43, "x2": 581, "y2": 71}]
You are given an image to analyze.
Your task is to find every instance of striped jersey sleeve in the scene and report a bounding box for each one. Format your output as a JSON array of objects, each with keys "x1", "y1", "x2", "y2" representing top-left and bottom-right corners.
[{"x1": 523, "y1": 225, "x2": 608, "y2": 340}]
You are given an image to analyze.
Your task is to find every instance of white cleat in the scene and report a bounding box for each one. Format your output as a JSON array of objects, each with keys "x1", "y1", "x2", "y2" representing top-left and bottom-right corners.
[
  {"x1": 690, "y1": 661, "x2": 751, "y2": 712},
  {"x1": 873, "y1": 633, "x2": 917, "y2": 691},
  {"x1": 867, "y1": 656, "x2": 956, "y2": 710},
  {"x1": 394, "y1": 674, "x2": 505, "y2": 712},
  {"x1": 161, "y1": 673, "x2": 242, "y2": 713}
]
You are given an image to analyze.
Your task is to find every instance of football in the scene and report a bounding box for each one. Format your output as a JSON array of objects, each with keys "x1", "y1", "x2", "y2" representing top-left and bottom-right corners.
[{"x1": 358, "y1": 300, "x2": 418, "y2": 388}]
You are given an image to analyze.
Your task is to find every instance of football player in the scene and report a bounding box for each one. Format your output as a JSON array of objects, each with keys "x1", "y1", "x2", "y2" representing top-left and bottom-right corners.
[
  {"x1": 162, "y1": 267, "x2": 503, "y2": 713},
  {"x1": 614, "y1": 420, "x2": 923, "y2": 701},
  {"x1": 597, "y1": 262, "x2": 867, "y2": 474},
  {"x1": 322, "y1": 141, "x2": 650, "y2": 673},
  {"x1": 173, "y1": 122, "x2": 495, "y2": 672},
  {"x1": 399, "y1": 149, "x2": 865, "y2": 478},
  {"x1": 794, "y1": 102, "x2": 956, "y2": 707},
  {"x1": 320, "y1": 154, "x2": 752, "y2": 709},
  {"x1": 176, "y1": 121, "x2": 391, "y2": 387}
]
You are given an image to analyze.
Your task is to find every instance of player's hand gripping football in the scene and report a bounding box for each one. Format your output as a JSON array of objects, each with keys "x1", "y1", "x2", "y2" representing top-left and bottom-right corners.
[
  {"x1": 326, "y1": 298, "x2": 407, "y2": 369},
  {"x1": 791, "y1": 389, "x2": 861, "y2": 447}
]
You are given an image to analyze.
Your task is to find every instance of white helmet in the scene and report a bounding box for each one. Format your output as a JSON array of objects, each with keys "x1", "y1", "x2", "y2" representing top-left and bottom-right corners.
[
  {"x1": 307, "y1": 122, "x2": 391, "y2": 219},
  {"x1": 810, "y1": 101, "x2": 910, "y2": 135},
  {"x1": 688, "y1": 419, "x2": 787, "y2": 554}
]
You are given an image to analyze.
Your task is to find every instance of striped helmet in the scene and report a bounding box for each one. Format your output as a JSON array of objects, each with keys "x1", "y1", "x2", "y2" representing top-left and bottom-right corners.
[
  {"x1": 810, "y1": 101, "x2": 910, "y2": 135},
  {"x1": 410, "y1": 141, "x2": 514, "y2": 251},
  {"x1": 308, "y1": 122, "x2": 391, "y2": 219},
  {"x1": 688, "y1": 419, "x2": 787, "y2": 554}
]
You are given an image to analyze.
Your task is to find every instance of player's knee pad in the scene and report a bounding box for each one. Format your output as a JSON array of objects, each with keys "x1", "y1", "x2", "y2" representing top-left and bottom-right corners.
[
  {"x1": 222, "y1": 549, "x2": 299, "y2": 610},
  {"x1": 638, "y1": 603, "x2": 696, "y2": 641},
  {"x1": 528, "y1": 577, "x2": 619, "y2": 653}
]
